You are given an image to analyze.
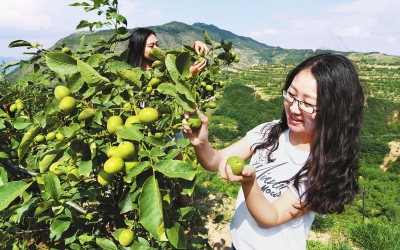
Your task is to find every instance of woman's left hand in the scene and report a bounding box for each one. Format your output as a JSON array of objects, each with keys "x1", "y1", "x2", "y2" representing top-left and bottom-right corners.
[
  {"x1": 218, "y1": 155, "x2": 256, "y2": 183},
  {"x1": 192, "y1": 41, "x2": 209, "y2": 55}
]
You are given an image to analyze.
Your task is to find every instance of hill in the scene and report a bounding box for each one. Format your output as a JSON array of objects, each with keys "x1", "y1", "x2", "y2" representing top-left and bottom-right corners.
[{"x1": 5, "y1": 21, "x2": 400, "y2": 82}]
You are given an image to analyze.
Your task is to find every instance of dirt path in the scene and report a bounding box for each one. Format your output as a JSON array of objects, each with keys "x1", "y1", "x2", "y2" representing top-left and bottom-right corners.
[{"x1": 379, "y1": 141, "x2": 400, "y2": 171}]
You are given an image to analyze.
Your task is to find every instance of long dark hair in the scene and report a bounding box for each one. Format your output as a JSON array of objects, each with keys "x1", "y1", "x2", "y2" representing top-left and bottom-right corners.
[
  {"x1": 255, "y1": 53, "x2": 364, "y2": 215},
  {"x1": 126, "y1": 28, "x2": 156, "y2": 68}
]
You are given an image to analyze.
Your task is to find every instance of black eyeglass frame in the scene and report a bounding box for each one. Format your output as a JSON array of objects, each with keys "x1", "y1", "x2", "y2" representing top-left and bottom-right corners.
[{"x1": 282, "y1": 89, "x2": 319, "y2": 114}]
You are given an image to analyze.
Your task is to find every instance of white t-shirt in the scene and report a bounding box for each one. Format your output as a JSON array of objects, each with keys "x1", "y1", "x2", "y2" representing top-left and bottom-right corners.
[{"x1": 230, "y1": 122, "x2": 315, "y2": 250}]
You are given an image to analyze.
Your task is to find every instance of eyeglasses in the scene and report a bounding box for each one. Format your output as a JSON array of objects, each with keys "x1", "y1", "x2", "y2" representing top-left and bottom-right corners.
[{"x1": 282, "y1": 89, "x2": 319, "y2": 114}]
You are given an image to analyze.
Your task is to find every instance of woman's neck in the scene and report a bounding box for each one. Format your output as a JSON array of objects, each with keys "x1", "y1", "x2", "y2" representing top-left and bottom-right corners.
[
  {"x1": 141, "y1": 58, "x2": 153, "y2": 70},
  {"x1": 288, "y1": 130, "x2": 313, "y2": 151}
]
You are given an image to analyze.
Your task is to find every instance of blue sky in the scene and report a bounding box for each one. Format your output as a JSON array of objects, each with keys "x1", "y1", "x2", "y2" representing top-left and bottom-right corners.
[{"x1": 1, "y1": 0, "x2": 400, "y2": 59}]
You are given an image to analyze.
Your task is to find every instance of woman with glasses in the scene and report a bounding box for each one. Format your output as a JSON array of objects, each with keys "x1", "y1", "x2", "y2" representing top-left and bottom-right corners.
[{"x1": 183, "y1": 53, "x2": 364, "y2": 249}]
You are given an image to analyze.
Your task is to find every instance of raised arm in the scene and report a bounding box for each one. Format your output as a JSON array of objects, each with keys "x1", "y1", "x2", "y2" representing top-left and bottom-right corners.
[{"x1": 183, "y1": 109, "x2": 252, "y2": 172}]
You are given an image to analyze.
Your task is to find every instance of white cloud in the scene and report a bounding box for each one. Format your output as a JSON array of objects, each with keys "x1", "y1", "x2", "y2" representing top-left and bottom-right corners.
[{"x1": 335, "y1": 26, "x2": 371, "y2": 38}]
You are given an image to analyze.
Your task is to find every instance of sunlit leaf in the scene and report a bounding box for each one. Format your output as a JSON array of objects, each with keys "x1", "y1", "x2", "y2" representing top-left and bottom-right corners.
[
  {"x1": 165, "y1": 54, "x2": 180, "y2": 84},
  {"x1": 46, "y1": 52, "x2": 78, "y2": 75},
  {"x1": 42, "y1": 173, "x2": 62, "y2": 202},
  {"x1": 166, "y1": 222, "x2": 187, "y2": 249},
  {"x1": 115, "y1": 126, "x2": 144, "y2": 141},
  {"x1": 77, "y1": 60, "x2": 110, "y2": 87},
  {"x1": 154, "y1": 160, "x2": 197, "y2": 180},
  {"x1": 139, "y1": 175, "x2": 167, "y2": 241},
  {"x1": 119, "y1": 69, "x2": 142, "y2": 88},
  {"x1": 78, "y1": 109, "x2": 95, "y2": 121},
  {"x1": 39, "y1": 149, "x2": 63, "y2": 173},
  {"x1": 157, "y1": 83, "x2": 177, "y2": 96},
  {"x1": 203, "y1": 30, "x2": 212, "y2": 45},
  {"x1": 149, "y1": 48, "x2": 165, "y2": 61},
  {"x1": 50, "y1": 215, "x2": 71, "y2": 235},
  {"x1": 18, "y1": 125, "x2": 40, "y2": 162},
  {"x1": 95, "y1": 237, "x2": 118, "y2": 250},
  {"x1": 0, "y1": 181, "x2": 32, "y2": 212}
]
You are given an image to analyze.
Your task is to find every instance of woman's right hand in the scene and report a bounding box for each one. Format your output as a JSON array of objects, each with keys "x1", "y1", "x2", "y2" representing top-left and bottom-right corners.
[{"x1": 182, "y1": 108, "x2": 209, "y2": 147}]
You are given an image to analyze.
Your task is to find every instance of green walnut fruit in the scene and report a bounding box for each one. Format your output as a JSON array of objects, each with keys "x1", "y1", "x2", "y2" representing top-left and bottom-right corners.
[
  {"x1": 97, "y1": 170, "x2": 114, "y2": 186},
  {"x1": 9, "y1": 104, "x2": 17, "y2": 112},
  {"x1": 34, "y1": 134, "x2": 45, "y2": 143},
  {"x1": 117, "y1": 142, "x2": 135, "y2": 161},
  {"x1": 54, "y1": 86, "x2": 71, "y2": 100},
  {"x1": 61, "y1": 47, "x2": 72, "y2": 54},
  {"x1": 119, "y1": 229, "x2": 134, "y2": 246},
  {"x1": 218, "y1": 81, "x2": 225, "y2": 87},
  {"x1": 205, "y1": 85, "x2": 214, "y2": 92},
  {"x1": 107, "y1": 116, "x2": 123, "y2": 134},
  {"x1": 198, "y1": 57, "x2": 205, "y2": 63},
  {"x1": 104, "y1": 157, "x2": 125, "y2": 174},
  {"x1": 59, "y1": 96, "x2": 76, "y2": 114},
  {"x1": 56, "y1": 133, "x2": 65, "y2": 141},
  {"x1": 46, "y1": 132, "x2": 56, "y2": 141},
  {"x1": 234, "y1": 56, "x2": 240, "y2": 63},
  {"x1": 227, "y1": 156, "x2": 245, "y2": 175},
  {"x1": 123, "y1": 102, "x2": 132, "y2": 111},
  {"x1": 187, "y1": 113, "x2": 202, "y2": 129},
  {"x1": 107, "y1": 146, "x2": 118, "y2": 158},
  {"x1": 138, "y1": 107, "x2": 158, "y2": 124},
  {"x1": 16, "y1": 102, "x2": 24, "y2": 110},
  {"x1": 149, "y1": 77, "x2": 161, "y2": 87},
  {"x1": 125, "y1": 116, "x2": 141, "y2": 128},
  {"x1": 207, "y1": 101, "x2": 217, "y2": 109},
  {"x1": 49, "y1": 162, "x2": 64, "y2": 176},
  {"x1": 15, "y1": 99, "x2": 22, "y2": 104}
]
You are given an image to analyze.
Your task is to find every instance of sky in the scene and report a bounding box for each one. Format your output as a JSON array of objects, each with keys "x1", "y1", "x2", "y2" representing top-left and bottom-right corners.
[{"x1": 1, "y1": 0, "x2": 400, "y2": 60}]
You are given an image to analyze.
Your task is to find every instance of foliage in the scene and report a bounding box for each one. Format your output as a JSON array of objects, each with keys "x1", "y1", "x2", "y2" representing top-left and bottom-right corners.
[
  {"x1": 0, "y1": 1, "x2": 240, "y2": 249},
  {"x1": 348, "y1": 223, "x2": 400, "y2": 250}
]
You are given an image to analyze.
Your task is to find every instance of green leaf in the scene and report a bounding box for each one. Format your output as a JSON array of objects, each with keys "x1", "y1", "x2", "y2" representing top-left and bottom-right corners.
[
  {"x1": 39, "y1": 149, "x2": 62, "y2": 173},
  {"x1": 86, "y1": 53, "x2": 105, "y2": 68},
  {"x1": 124, "y1": 161, "x2": 151, "y2": 183},
  {"x1": 105, "y1": 60, "x2": 132, "y2": 73},
  {"x1": 0, "y1": 167, "x2": 8, "y2": 186},
  {"x1": 77, "y1": 160, "x2": 92, "y2": 176},
  {"x1": 115, "y1": 126, "x2": 144, "y2": 141},
  {"x1": 0, "y1": 181, "x2": 32, "y2": 212},
  {"x1": 176, "y1": 81, "x2": 195, "y2": 102},
  {"x1": 149, "y1": 48, "x2": 165, "y2": 61},
  {"x1": 78, "y1": 233, "x2": 95, "y2": 244},
  {"x1": 143, "y1": 137, "x2": 167, "y2": 147},
  {"x1": 203, "y1": 30, "x2": 212, "y2": 45},
  {"x1": 67, "y1": 72, "x2": 85, "y2": 93},
  {"x1": 109, "y1": 12, "x2": 128, "y2": 26},
  {"x1": 50, "y1": 215, "x2": 71, "y2": 235},
  {"x1": 57, "y1": 123, "x2": 81, "y2": 138},
  {"x1": 42, "y1": 173, "x2": 62, "y2": 202},
  {"x1": 18, "y1": 125, "x2": 40, "y2": 162},
  {"x1": 17, "y1": 197, "x2": 39, "y2": 223},
  {"x1": 119, "y1": 190, "x2": 139, "y2": 213},
  {"x1": 77, "y1": 60, "x2": 110, "y2": 87},
  {"x1": 119, "y1": 69, "x2": 142, "y2": 88},
  {"x1": 0, "y1": 91, "x2": 19, "y2": 106},
  {"x1": 175, "y1": 94, "x2": 196, "y2": 112},
  {"x1": 157, "y1": 83, "x2": 177, "y2": 96},
  {"x1": 0, "y1": 152, "x2": 9, "y2": 159},
  {"x1": 166, "y1": 222, "x2": 187, "y2": 249},
  {"x1": 139, "y1": 175, "x2": 167, "y2": 241},
  {"x1": 165, "y1": 54, "x2": 180, "y2": 84},
  {"x1": 34, "y1": 201, "x2": 53, "y2": 217},
  {"x1": 8, "y1": 40, "x2": 32, "y2": 48},
  {"x1": 154, "y1": 160, "x2": 197, "y2": 180},
  {"x1": 175, "y1": 52, "x2": 191, "y2": 78},
  {"x1": 46, "y1": 52, "x2": 78, "y2": 75},
  {"x1": 78, "y1": 109, "x2": 95, "y2": 121},
  {"x1": 95, "y1": 237, "x2": 118, "y2": 250},
  {"x1": 2, "y1": 60, "x2": 20, "y2": 69}
]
